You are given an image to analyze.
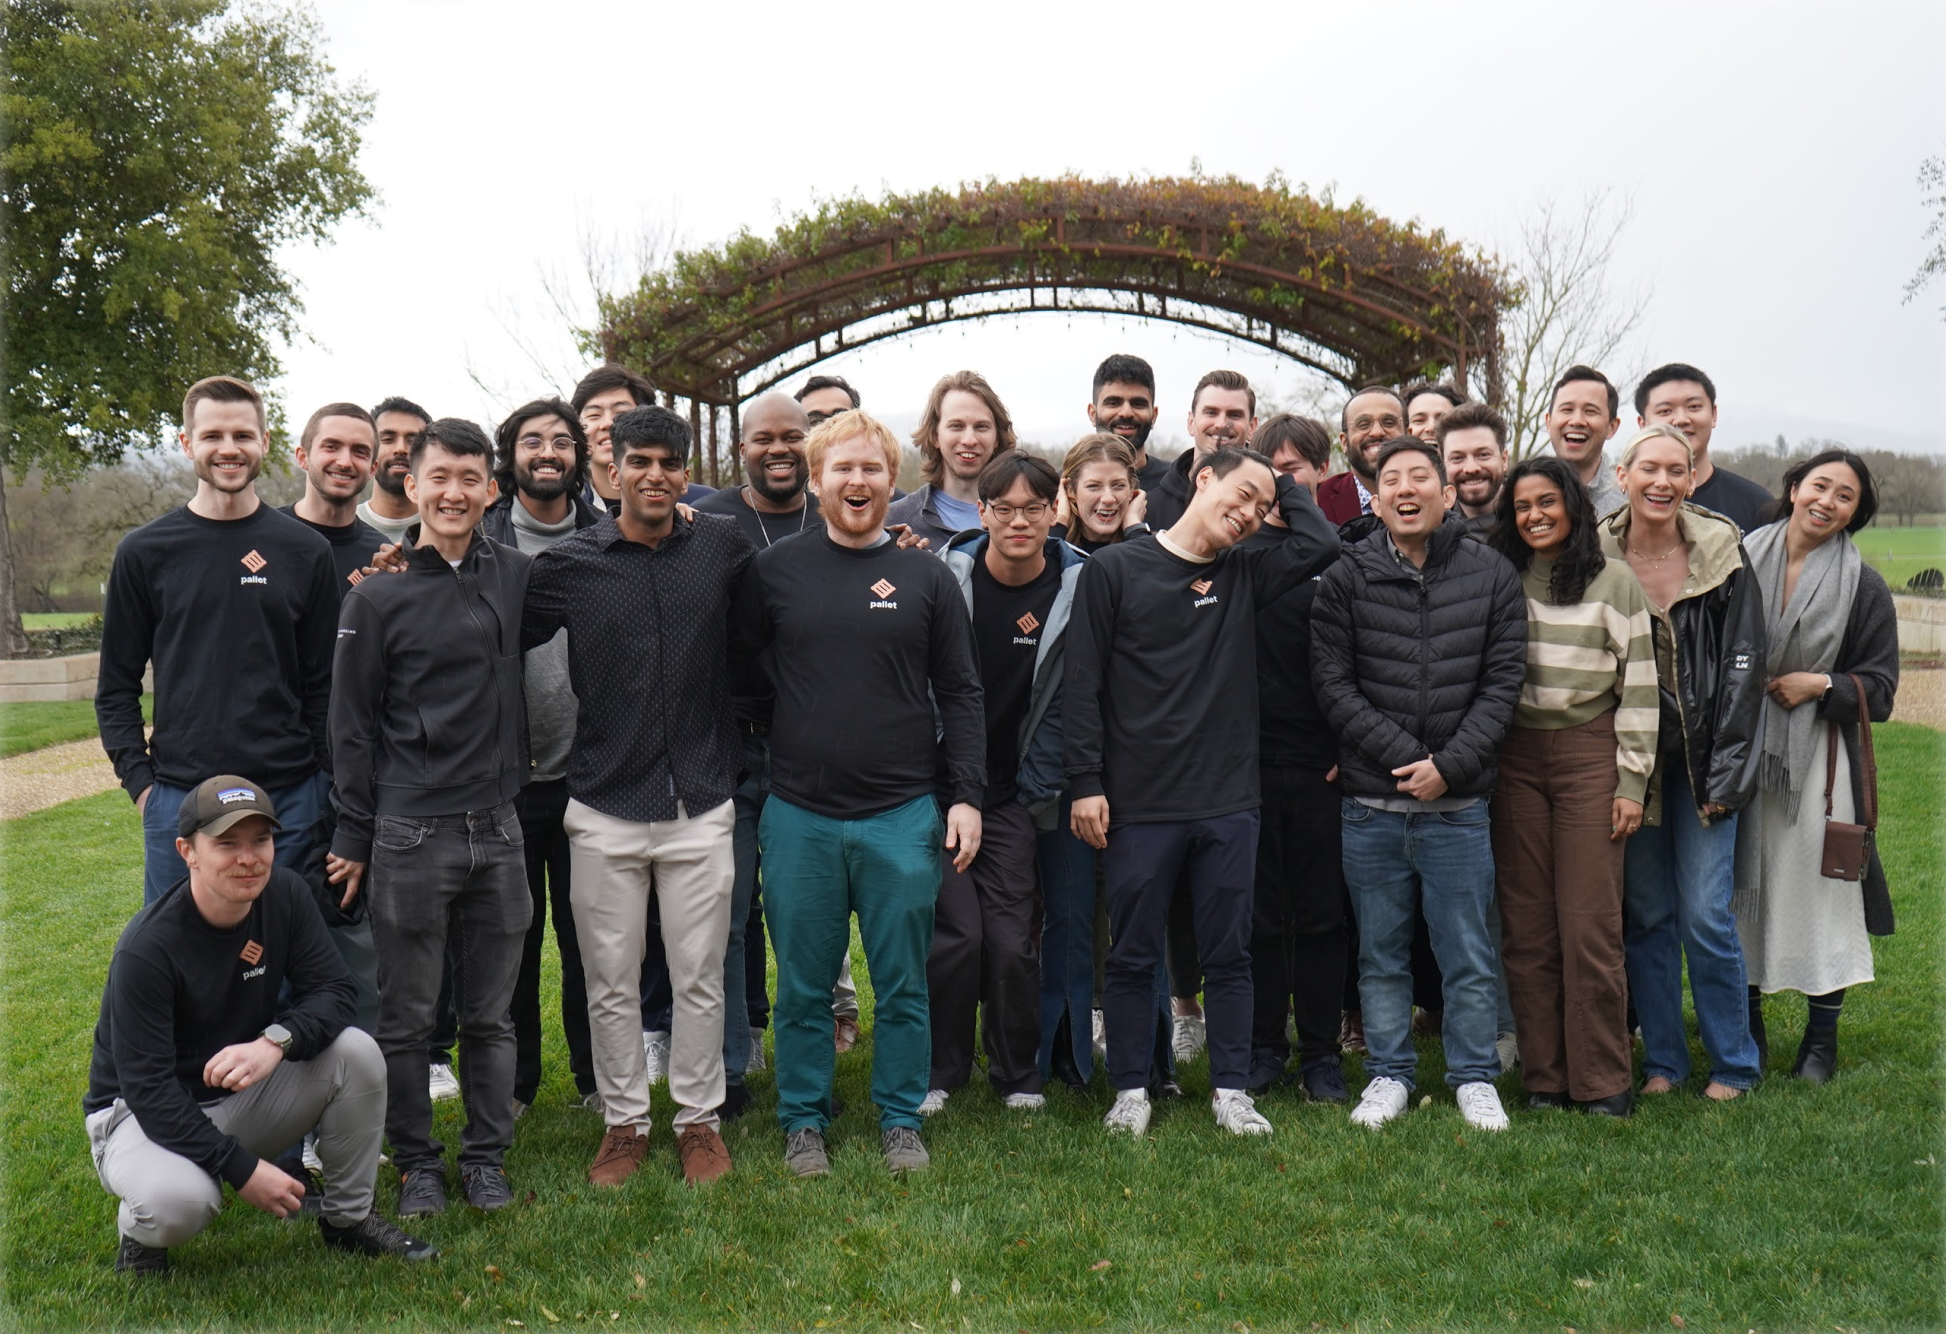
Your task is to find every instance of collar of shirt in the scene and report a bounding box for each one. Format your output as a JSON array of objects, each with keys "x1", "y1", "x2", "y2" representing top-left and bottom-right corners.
[
  {"x1": 598, "y1": 512, "x2": 692, "y2": 550},
  {"x1": 1355, "y1": 473, "x2": 1373, "y2": 513}
]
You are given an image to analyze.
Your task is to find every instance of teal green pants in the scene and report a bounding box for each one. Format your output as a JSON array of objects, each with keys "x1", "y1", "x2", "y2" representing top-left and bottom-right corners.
[{"x1": 760, "y1": 794, "x2": 941, "y2": 1133}]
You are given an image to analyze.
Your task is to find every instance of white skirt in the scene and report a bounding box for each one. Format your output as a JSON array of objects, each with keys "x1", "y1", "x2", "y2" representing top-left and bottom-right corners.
[{"x1": 1733, "y1": 724, "x2": 1875, "y2": 996}]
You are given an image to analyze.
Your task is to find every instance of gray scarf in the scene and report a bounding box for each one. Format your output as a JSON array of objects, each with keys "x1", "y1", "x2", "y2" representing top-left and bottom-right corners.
[{"x1": 1744, "y1": 521, "x2": 1860, "y2": 818}]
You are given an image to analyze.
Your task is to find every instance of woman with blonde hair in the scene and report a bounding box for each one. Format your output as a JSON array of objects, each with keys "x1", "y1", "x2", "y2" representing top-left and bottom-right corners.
[{"x1": 1055, "y1": 434, "x2": 1149, "y2": 553}]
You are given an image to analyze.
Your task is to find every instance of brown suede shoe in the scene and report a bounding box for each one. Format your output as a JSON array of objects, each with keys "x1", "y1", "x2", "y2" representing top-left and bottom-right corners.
[
  {"x1": 677, "y1": 1124, "x2": 732, "y2": 1185},
  {"x1": 588, "y1": 1125, "x2": 649, "y2": 1187},
  {"x1": 834, "y1": 1015, "x2": 861, "y2": 1054}
]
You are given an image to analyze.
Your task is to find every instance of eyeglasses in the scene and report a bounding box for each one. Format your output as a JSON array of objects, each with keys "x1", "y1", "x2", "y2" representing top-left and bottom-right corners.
[
  {"x1": 986, "y1": 502, "x2": 1050, "y2": 522},
  {"x1": 517, "y1": 434, "x2": 577, "y2": 452}
]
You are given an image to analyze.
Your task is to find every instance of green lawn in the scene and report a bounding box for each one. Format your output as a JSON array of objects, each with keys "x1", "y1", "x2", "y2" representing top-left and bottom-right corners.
[
  {"x1": 0, "y1": 696, "x2": 149, "y2": 760},
  {"x1": 20, "y1": 613, "x2": 98, "y2": 630},
  {"x1": 3, "y1": 728, "x2": 1942, "y2": 1331},
  {"x1": 1856, "y1": 523, "x2": 1946, "y2": 593}
]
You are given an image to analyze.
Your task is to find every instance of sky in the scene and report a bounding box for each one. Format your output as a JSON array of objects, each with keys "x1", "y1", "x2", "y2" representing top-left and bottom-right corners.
[{"x1": 274, "y1": 0, "x2": 1946, "y2": 467}]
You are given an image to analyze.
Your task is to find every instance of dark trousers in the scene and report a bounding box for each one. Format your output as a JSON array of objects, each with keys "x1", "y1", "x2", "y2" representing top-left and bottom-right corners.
[
  {"x1": 1038, "y1": 799, "x2": 1097, "y2": 1084},
  {"x1": 1102, "y1": 811, "x2": 1259, "y2": 1090},
  {"x1": 1250, "y1": 766, "x2": 1349, "y2": 1084},
  {"x1": 1167, "y1": 883, "x2": 1202, "y2": 1001},
  {"x1": 369, "y1": 803, "x2": 531, "y2": 1173},
  {"x1": 927, "y1": 800, "x2": 1042, "y2": 1094},
  {"x1": 510, "y1": 780, "x2": 595, "y2": 1103},
  {"x1": 746, "y1": 892, "x2": 771, "y2": 1029}
]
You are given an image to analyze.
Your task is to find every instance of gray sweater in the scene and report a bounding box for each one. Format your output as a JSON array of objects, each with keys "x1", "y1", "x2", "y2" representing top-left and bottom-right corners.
[{"x1": 508, "y1": 500, "x2": 581, "y2": 783}]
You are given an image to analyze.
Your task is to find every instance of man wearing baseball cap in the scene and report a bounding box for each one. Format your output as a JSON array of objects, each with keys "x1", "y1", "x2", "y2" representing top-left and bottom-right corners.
[{"x1": 83, "y1": 776, "x2": 434, "y2": 1275}]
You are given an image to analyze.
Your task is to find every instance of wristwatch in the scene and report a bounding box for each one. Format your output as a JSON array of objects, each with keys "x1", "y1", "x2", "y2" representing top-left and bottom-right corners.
[{"x1": 261, "y1": 1023, "x2": 293, "y2": 1054}]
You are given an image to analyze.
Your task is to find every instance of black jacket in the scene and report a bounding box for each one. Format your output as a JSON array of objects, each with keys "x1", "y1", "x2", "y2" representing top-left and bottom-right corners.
[
  {"x1": 1819, "y1": 564, "x2": 1901, "y2": 933},
  {"x1": 480, "y1": 491, "x2": 604, "y2": 547},
  {"x1": 1143, "y1": 448, "x2": 1199, "y2": 531},
  {"x1": 1310, "y1": 518, "x2": 1527, "y2": 800},
  {"x1": 328, "y1": 531, "x2": 532, "y2": 862}
]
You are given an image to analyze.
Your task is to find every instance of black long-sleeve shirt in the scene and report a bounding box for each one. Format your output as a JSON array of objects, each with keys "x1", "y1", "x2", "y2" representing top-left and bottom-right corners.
[
  {"x1": 97, "y1": 504, "x2": 337, "y2": 799},
  {"x1": 734, "y1": 531, "x2": 985, "y2": 819},
  {"x1": 84, "y1": 868, "x2": 355, "y2": 1190},
  {"x1": 1063, "y1": 476, "x2": 1339, "y2": 821},
  {"x1": 278, "y1": 505, "x2": 385, "y2": 617},
  {"x1": 1242, "y1": 527, "x2": 1339, "y2": 771},
  {"x1": 522, "y1": 512, "x2": 755, "y2": 823}
]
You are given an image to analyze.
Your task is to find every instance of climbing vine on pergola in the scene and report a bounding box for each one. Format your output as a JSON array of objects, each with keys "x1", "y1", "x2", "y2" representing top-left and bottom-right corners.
[{"x1": 595, "y1": 175, "x2": 1515, "y2": 482}]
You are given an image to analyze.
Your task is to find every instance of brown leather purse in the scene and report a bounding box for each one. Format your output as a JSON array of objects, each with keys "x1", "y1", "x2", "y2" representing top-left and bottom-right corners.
[{"x1": 1819, "y1": 672, "x2": 1878, "y2": 882}]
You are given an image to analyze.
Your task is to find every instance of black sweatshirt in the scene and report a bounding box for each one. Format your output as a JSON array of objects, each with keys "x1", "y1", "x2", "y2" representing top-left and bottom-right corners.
[
  {"x1": 734, "y1": 531, "x2": 985, "y2": 819},
  {"x1": 84, "y1": 868, "x2": 355, "y2": 1190},
  {"x1": 969, "y1": 557, "x2": 1061, "y2": 805},
  {"x1": 693, "y1": 485, "x2": 826, "y2": 550},
  {"x1": 278, "y1": 505, "x2": 385, "y2": 615},
  {"x1": 1242, "y1": 526, "x2": 1339, "y2": 771},
  {"x1": 1063, "y1": 476, "x2": 1340, "y2": 821},
  {"x1": 98, "y1": 504, "x2": 337, "y2": 800}
]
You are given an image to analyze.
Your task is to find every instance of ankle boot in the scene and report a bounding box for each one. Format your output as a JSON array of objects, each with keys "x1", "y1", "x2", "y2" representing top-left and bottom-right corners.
[
  {"x1": 1791, "y1": 1027, "x2": 1837, "y2": 1084},
  {"x1": 1750, "y1": 1002, "x2": 1768, "y2": 1073}
]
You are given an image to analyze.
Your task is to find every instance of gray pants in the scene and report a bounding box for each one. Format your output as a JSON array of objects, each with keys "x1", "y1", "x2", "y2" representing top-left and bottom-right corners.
[{"x1": 85, "y1": 1028, "x2": 386, "y2": 1248}]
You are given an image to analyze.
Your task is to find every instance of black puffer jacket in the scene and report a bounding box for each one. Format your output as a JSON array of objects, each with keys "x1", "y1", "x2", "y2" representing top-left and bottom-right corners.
[{"x1": 1310, "y1": 518, "x2": 1527, "y2": 800}]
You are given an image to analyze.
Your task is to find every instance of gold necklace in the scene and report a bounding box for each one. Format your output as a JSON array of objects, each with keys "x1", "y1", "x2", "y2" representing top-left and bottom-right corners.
[{"x1": 1629, "y1": 541, "x2": 1682, "y2": 564}]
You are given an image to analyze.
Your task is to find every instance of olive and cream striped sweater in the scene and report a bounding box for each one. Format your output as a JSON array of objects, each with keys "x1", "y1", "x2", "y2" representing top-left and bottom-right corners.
[{"x1": 1515, "y1": 557, "x2": 1660, "y2": 804}]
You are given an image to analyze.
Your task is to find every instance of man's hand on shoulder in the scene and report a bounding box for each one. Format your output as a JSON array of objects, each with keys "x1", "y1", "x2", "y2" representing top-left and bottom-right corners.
[
  {"x1": 238, "y1": 1158, "x2": 306, "y2": 1217},
  {"x1": 203, "y1": 1037, "x2": 284, "y2": 1092}
]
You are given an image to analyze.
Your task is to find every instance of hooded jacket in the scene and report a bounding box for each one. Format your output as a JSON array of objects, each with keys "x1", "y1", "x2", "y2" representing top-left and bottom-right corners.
[
  {"x1": 1311, "y1": 517, "x2": 1527, "y2": 801},
  {"x1": 1597, "y1": 503, "x2": 1766, "y2": 825},
  {"x1": 479, "y1": 490, "x2": 604, "y2": 547},
  {"x1": 941, "y1": 531, "x2": 1088, "y2": 829}
]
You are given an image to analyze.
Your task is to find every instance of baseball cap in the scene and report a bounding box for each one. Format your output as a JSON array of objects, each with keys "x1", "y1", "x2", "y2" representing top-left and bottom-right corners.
[{"x1": 176, "y1": 775, "x2": 283, "y2": 840}]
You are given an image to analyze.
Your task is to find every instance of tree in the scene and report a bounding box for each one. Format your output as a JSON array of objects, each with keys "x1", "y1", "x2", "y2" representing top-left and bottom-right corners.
[
  {"x1": 1905, "y1": 154, "x2": 1946, "y2": 319},
  {"x1": 1, "y1": 0, "x2": 374, "y2": 654},
  {"x1": 1488, "y1": 192, "x2": 1648, "y2": 462}
]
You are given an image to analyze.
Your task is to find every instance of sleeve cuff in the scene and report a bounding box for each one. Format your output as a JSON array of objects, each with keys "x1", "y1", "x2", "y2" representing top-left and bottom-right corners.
[
  {"x1": 951, "y1": 783, "x2": 986, "y2": 810},
  {"x1": 1067, "y1": 772, "x2": 1105, "y2": 800},
  {"x1": 1616, "y1": 771, "x2": 1650, "y2": 806},
  {"x1": 220, "y1": 1143, "x2": 257, "y2": 1192},
  {"x1": 123, "y1": 765, "x2": 156, "y2": 801},
  {"x1": 328, "y1": 831, "x2": 371, "y2": 865}
]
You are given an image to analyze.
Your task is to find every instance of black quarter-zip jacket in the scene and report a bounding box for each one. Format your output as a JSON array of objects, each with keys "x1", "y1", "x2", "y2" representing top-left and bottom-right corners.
[{"x1": 328, "y1": 530, "x2": 532, "y2": 863}]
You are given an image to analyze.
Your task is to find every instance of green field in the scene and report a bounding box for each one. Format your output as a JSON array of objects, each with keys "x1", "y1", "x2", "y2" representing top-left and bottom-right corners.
[
  {"x1": 20, "y1": 613, "x2": 98, "y2": 630},
  {"x1": 0, "y1": 697, "x2": 149, "y2": 760},
  {"x1": 1855, "y1": 523, "x2": 1946, "y2": 592},
  {"x1": 2, "y1": 727, "x2": 1942, "y2": 1330}
]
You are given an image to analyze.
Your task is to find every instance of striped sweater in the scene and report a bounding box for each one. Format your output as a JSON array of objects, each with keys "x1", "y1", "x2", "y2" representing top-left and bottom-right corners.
[{"x1": 1514, "y1": 557, "x2": 1660, "y2": 805}]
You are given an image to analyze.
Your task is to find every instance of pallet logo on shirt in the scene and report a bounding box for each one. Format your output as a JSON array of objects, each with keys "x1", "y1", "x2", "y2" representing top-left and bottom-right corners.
[
  {"x1": 239, "y1": 548, "x2": 269, "y2": 586},
  {"x1": 869, "y1": 577, "x2": 897, "y2": 610},
  {"x1": 346, "y1": 568, "x2": 366, "y2": 587},
  {"x1": 239, "y1": 938, "x2": 266, "y2": 978},
  {"x1": 1013, "y1": 610, "x2": 1041, "y2": 646},
  {"x1": 1190, "y1": 577, "x2": 1218, "y2": 607}
]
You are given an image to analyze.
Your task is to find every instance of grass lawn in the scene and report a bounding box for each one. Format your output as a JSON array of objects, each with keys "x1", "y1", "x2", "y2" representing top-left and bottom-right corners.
[
  {"x1": 20, "y1": 613, "x2": 98, "y2": 631},
  {"x1": 3, "y1": 727, "x2": 1942, "y2": 1331},
  {"x1": 0, "y1": 696, "x2": 149, "y2": 760},
  {"x1": 1855, "y1": 524, "x2": 1946, "y2": 592}
]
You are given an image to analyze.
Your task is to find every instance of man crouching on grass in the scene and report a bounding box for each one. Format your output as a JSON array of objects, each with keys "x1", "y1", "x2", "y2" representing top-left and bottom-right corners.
[{"x1": 83, "y1": 776, "x2": 434, "y2": 1275}]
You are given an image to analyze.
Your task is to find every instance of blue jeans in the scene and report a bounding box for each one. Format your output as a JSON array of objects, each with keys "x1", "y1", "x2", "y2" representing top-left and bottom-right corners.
[
  {"x1": 723, "y1": 733, "x2": 771, "y2": 1085},
  {"x1": 140, "y1": 769, "x2": 330, "y2": 906},
  {"x1": 1341, "y1": 799, "x2": 1501, "y2": 1088},
  {"x1": 1623, "y1": 764, "x2": 1761, "y2": 1089},
  {"x1": 1036, "y1": 800, "x2": 1098, "y2": 1084}
]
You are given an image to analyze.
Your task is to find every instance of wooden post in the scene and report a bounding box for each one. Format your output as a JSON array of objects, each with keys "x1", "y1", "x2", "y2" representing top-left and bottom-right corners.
[
  {"x1": 688, "y1": 398, "x2": 703, "y2": 478},
  {"x1": 708, "y1": 404, "x2": 721, "y2": 489}
]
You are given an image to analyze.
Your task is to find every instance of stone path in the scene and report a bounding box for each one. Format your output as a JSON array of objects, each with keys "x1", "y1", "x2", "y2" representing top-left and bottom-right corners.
[{"x1": 1, "y1": 738, "x2": 121, "y2": 820}]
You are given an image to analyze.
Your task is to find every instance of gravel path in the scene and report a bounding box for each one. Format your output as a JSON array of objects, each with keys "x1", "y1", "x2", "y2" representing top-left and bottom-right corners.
[
  {"x1": 1894, "y1": 667, "x2": 1946, "y2": 733},
  {"x1": 0, "y1": 739, "x2": 121, "y2": 820}
]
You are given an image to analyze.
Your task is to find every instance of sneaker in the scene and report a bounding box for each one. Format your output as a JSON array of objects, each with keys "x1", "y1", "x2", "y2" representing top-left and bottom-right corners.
[
  {"x1": 834, "y1": 1015, "x2": 861, "y2": 1054},
  {"x1": 1298, "y1": 1059, "x2": 1349, "y2": 1104},
  {"x1": 114, "y1": 1235, "x2": 168, "y2": 1275},
  {"x1": 1577, "y1": 1090, "x2": 1634, "y2": 1118},
  {"x1": 460, "y1": 1164, "x2": 514, "y2": 1210},
  {"x1": 576, "y1": 1090, "x2": 606, "y2": 1114},
  {"x1": 676, "y1": 1124, "x2": 733, "y2": 1185},
  {"x1": 1456, "y1": 1081, "x2": 1510, "y2": 1132},
  {"x1": 1002, "y1": 1092, "x2": 1045, "y2": 1110},
  {"x1": 1103, "y1": 1088, "x2": 1151, "y2": 1136},
  {"x1": 1495, "y1": 1031, "x2": 1520, "y2": 1073},
  {"x1": 510, "y1": 1098, "x2": 529, "y2": 1121},
  {"x1": 301, "y1": 1132, "x2": 323, "y2": 1175},
  {"x1": 1528, "y1": 1091, "x2": 1572, "y2": 1111},
  {"x1": 1171, "y1": 1013, "x2": 1207, "y2": 1063},
  {"x1": 918, "y1": 1088, "x2": 949, "y2": 1116},
  {"x1": 397, "y1": 1169, "x2": 448, "y2": 1216},
  {"x1": 642, "y1": 1030, "x2": 671, "y2": 1085},
  {"x1": 784, "y1": 1128, "x2": 829, "y2": 1178},
  {"x1": 319, "y1": 1212, "x2": 439, "y2": 1262},
  {"x1": 1339, "y1": 1010, "x2": 1367, "y2": 1055},
  {"x1": 1350, "y1": 1076, "x2": 1411, "y2": 1129},
  {"x1": 746, "y1": 1027, "x2": 767, "y2": 1074},
  {"x1": 588, "y1": 1125, "x2": 649, "y2": 1188},
  {"x1": 883, "y1": 1126, "x2": 929, "y2": 1173},
  {"x1": 290, "y1": 1167, "x2": 326, "y2": 1218},
  {"x1": 1211, "y1": 1088, "x2": 1273, "y2": 1136},
  {"x1": 428, "y1": 1061, "x2": 461, "y2": 1103},
  {"x1": 1090, "y1": 1008, "x2": 1107, "y2": 1064}
]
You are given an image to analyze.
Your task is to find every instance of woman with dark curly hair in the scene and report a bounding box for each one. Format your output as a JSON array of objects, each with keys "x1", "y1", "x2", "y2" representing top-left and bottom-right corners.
[{"x1": 1488, "y1": 456, "x2": 1660, "y2": 1116}]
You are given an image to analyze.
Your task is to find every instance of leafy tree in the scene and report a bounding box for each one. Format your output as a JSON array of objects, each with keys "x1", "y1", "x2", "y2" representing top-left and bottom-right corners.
[{"x1": 1, "y1": 0, "x2": 373, "y2": 654}]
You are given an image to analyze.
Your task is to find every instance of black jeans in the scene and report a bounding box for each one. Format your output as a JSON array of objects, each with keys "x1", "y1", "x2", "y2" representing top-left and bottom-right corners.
[
  {"x1": 369, "y1": 802, "x2": 531, "y2": 1174},
  {"x1": 511, "y1": 780, "x2": 596, "y2": 1102},
  {"x1": 1251, "y1": 766, "x2": 1349, "y2": 1083},
  {"x1": 927, "y1": 800, "x2": 1042, "y2": 1094}
]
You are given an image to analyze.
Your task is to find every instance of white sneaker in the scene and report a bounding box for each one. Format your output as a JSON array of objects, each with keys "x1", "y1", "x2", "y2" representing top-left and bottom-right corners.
[
  {"x1": 1350, "y1": 1076, "x2": 1411, "y2": 1129},
  {"x1": 576, "y1": 1090, "x2": 605, "y2": 1113},
  {"x1": 1496, "y1": 1031, "x2": 1520, "y2": 1073},
  {"x1": 642, "y1": 1030, "x2": 670, "y2": 1085},
  {"x1": 428, "y1": 1061, "x2": 461, "y2": 1103},
  {"x1": 1456, "y1": 1081, "x2": 1510, "y2": 1131},
  {"x1": 1090, "y1": 1009, "x2": 1107, "y2": 1064},
  {"x1": 301, "y1": 1133, "x2": 322, "y2": 1175},
  {"x1": 918, "y1": 1088, "x2": 950, "y2": 1116},
  {"x1": 1171, "y1": 1013, "x2": 1207, "y2": 1063},
  {"x1": 745, "y1": 1027, "x2": 767, "y2": 1074},
  {"x1": 1211, "y1": 1088, "x2": 1273, "y2": 1136},
  {"x1": 1103, "y1": 1088, "x2": 1151, "y2": 1136},
  {"x1": 510, "y1": 1098, "x2": 529, "y2": 1120},
  {"x1": 1002, "y1": 1092, "x2": 1045, "y2": 1110}
]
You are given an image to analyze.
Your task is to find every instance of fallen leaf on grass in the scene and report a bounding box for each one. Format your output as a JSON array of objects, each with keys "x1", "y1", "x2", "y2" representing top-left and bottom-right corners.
[
  {"x1": 507, "y1": 1323, "x2": 524, "y2": 1329},
  {"x1": 1419, "y1": 1095, "x2": 1433, "y2": 1109},
  {"x1": 1671, "y1": 1317, "x2": 1686, "y2": 1329},
  {"x1": 950, "y1": 1277, "x2": 962, "y2": 1296},
  {"x1": 1090, "y1": 1261, "x2": 1113, "y2": 1272},
  {"x1": 1573, "y1": 1278, "x2": 1595, "y2": 1289},
  {"x1": 540, "y1": 1308, "x2": 561, "y2": 1324},
  {"x1": 486, "y1": 1265, "x2": 503, "y2": 1281},
  {"x1": 634, "y1": 1273, "x2": 646, "y2": 1289}
]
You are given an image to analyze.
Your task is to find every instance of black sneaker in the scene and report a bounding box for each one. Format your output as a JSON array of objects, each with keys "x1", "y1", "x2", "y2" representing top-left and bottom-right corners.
[
  {"x1": 1298, "y1": 1059, "x2": 1349, "y2": 1104},
  {"x1": 719, "y1": 1081, "x2": 753, "y2": 1123},
  {"x1": 1528, "y1": 1091, "x2": 1573, "y2": 1111},
  {"x1": 289, "y1": 1167, "x2": 327, "y2": 1218},
  {"x1": 1577, "y1": 1090, "x2": 1635, "y2": 1118},
  {"x1": 397, "y1": 1168, "x2": 448, "y2": 1216},
  {"x1": 114, "y1": 1235, "x2": 168, "y2": 1275},
  {"x1": 461, "y1": 1164, "x2": 513, "y2": 1211},
  {"x1": 320, "y1": 1212, "x2": 439, "y2": 1262}
]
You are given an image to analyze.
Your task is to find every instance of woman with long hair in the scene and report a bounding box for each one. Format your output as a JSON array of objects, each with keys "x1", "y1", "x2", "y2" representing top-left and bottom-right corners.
[
  {"x1": 1733, "y1": 450, "x2": 1898, "y2": 1083},
  {"x1": 1597, "y1": 424, "x2": 1766, "y2": 1100},
  {"x1": 1488, "y1": 456, "x2": 1659, "y2": 1116},
  {"x1": 1055, "y1": 434, "x2": 1149, "y2": 553}
]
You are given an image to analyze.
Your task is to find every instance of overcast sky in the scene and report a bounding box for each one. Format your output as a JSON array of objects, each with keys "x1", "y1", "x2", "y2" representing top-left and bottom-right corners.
[{"x1": 275, "y1": 0, "x2": 1946, "y2": 466}]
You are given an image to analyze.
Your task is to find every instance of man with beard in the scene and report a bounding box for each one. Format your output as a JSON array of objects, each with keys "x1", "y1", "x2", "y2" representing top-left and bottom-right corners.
[
  {"x1": 1086, "y1": 354, "x2": 1171, "y2": 495},
  {"x1": 736, "y1": 411, "x2": 985, "y2": 1178},
  {"x1": 357, "y1": 397, "x2": 431, "y2": 547},
  {"x1": 479, "y1": 399, "x2": 607, "y2": 1118},
  {"x1": 1315, "y1": 386, "x2": 1406, "y2": 526},
  {"x1": 1546, "y1": 366, "x2": 1625, "y2": 518},
  {"x1": 888, "y1": 370, "x2": 1017, "y2": 549},
  {"x1": 1143, "y1": 370, "x2": 1258, "y2": 530},
  {"x1": 696, "y1": 394, "x2": 825, "y2": 548},
  {"x1": 99, "y1": 376, "x2": 338, "y2": 905},
  {"x1": 1405, "y1": 383, "x2": 1466, "y2": 443},
  {"x1": 1437, "y1": 403, "x2": 1511, "y2": 540},
  {"x1": 574, "y1": 364, "x2": 713, "y2": 517}
]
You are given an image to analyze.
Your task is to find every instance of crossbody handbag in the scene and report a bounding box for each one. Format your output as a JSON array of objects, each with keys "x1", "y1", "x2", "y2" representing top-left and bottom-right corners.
[{"x1": 1819, "y1": 671, "x2": 1878, "y2": 883}]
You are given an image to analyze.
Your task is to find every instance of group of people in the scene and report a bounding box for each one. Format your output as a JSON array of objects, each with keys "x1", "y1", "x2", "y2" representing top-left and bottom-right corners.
[{"x1": 83, "y1": 350, "x2": 1899, "y2": 1275}]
